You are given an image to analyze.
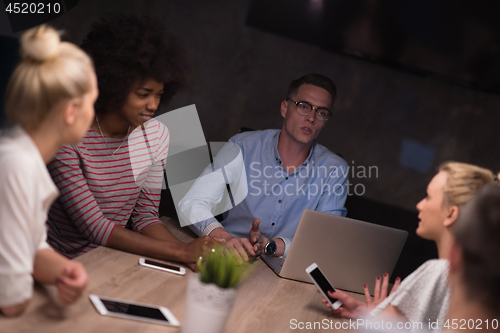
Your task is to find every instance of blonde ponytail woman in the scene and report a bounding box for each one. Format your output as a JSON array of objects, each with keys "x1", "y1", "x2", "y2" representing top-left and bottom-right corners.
[
  {"x1": 321, "y1": 162, "x2": 499, "y2": 332},
  {"x1": 0, "y1": 25, "x2": 97, "y2": 317}
]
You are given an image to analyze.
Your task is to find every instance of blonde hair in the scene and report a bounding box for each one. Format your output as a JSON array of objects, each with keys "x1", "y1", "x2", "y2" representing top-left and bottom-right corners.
[
  {"x1": 5, "y1": 25, "x2": 93, "y2": 130},
  {"x1": 439, "y1": 162, "x2": 500, "y2": 207}
]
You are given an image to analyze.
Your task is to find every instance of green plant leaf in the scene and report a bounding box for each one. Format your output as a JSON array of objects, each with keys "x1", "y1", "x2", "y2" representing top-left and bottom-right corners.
[{"x1": 197, "y1": 244, "x2": 252, "y2": 288}]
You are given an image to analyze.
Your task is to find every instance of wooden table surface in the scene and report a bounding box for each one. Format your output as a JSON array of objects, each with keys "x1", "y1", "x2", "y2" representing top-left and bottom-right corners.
[{"x1": 1, "y1": 218, "x2": 362, "y2": 333}]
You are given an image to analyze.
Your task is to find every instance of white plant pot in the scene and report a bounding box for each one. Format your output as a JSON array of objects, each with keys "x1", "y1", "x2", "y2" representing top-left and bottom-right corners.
[{"x1": 182, "y1": 273, "x2": 238, "y2": 333}]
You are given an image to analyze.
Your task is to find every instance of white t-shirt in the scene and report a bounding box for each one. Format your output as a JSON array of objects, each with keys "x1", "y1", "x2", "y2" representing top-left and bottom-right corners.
[
  {"x1": 370, "y1": 259, "x2": 451, "y2": 332},
  {"x1": 0, "y1": 126, "x2": 58, "y2": 307}
]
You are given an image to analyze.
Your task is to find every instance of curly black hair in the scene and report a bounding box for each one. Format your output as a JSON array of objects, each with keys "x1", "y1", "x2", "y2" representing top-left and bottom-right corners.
[{"x1": 81, "y1": 15, "x2": 189, "y2": 114}]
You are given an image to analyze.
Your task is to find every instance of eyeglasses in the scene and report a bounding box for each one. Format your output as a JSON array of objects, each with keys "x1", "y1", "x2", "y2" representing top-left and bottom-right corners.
[{"x1": 286, "y1": 98, "x2": 331, "y2": 121}]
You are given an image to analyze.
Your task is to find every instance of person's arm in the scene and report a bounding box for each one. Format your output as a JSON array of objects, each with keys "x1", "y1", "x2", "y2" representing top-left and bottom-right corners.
[
  {"x1": 177, "y1": 140, "x2": 256, "y2": 260},
  {"x1": 0, "y1": 159, "x2": 87, "y2": 316},
  {"x1": 140, "y1": 223, "x2": 185, "y2": 243},
  {"x1": 128, "y1": 126, "x2": 185, "y2": 246},
  {"x1": 49, "y1": 144, "x2": 206, "y2": 263},
  {"x1": 179, "y1": 164, "x2": 233, "y2": 236},
  {"x1": 0, "y1": 161, "x2": 37, "y2": 317},
  {"x1": 179, "y1": 140, "x2": 246, "y2": 235},
  {"x1": 106, "y1": 225, "x2": 212, "y2": 263},
  {"x1": 33, "y1": 248, "x2": 88, "y2": 305},
  {"x1": 129, "y1": 122, "x2": 171, "y2": 235}
]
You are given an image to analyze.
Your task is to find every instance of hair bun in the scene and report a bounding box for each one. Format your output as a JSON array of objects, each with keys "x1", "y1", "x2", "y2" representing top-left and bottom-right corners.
[{"x1": 21, "y1": 25, "x2": 61, "y2": 62}]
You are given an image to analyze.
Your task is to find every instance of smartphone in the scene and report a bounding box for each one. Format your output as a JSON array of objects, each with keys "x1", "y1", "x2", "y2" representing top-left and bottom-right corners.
[
  {"x1": 138, "y1": 258, "x2": 186, "y2": 275},
  {"x1": 306, "y1": 263, "x2": 343, "y2": 310},
  {"x1": 89, "y1": 294, "x2": 180, "y2": 326}
]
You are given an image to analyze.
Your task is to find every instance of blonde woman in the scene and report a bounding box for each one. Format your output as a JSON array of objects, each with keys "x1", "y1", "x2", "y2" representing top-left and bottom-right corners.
[
  {"x1": 323, "y1": 162, "x2": 499, "y2": 332},
  {"x1": 0, "y1": 26, "x2": 97, "y2": 317}
]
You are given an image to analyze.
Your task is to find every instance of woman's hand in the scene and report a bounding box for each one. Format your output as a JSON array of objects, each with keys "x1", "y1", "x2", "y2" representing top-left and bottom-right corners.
[
  {"x1": 365, "y1": 273, "x2": 401, "y2": 307},
  {"x1": 323, "y1": 289, "x2": 367, "y2": 318},
  {"x1": 321, "y1": 273, "x2": 400, "y2": 318},
  {"x1": 56, "y1": 261, "x2": 88, "y2": 305}
]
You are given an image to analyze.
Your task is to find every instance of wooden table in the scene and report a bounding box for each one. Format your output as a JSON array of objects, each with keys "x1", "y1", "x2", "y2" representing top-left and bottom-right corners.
[{"x1": 1, "y1": 218, "x2": 363, "y2": 332}]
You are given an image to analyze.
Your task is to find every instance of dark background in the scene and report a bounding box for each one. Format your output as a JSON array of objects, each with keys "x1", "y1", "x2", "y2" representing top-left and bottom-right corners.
[{"x1": 2, "y1": 0, "x2": 500, "y2": 278}]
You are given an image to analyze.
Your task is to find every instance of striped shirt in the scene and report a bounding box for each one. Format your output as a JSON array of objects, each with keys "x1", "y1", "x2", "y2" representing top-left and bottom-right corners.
[{"x1": 46, "y1": 119, "x2": 169, "y2": 258}]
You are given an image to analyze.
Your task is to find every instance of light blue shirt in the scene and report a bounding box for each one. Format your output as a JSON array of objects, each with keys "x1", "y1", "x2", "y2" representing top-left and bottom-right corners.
[{"x1": 182, "y1": 129, "x2": 348, "y2": 252}]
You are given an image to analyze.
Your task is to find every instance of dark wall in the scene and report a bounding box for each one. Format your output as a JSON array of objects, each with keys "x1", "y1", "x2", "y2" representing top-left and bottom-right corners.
[
  {"x1": 0, "y1": 37, "x2": 19, "y2": 128},
  {"x1": 2, "y1": 1, "x2": 499, "y2": 211},
  {"x1": 12, "y1": 0, "x2": 495, "y2": 212}
]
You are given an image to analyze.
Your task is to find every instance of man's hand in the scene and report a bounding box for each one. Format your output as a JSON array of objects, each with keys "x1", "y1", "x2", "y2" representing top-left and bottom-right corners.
[
  {"x1": 209, "y1": 226, "x2": 255, "y2": 262},
  {"x1": 249, "y1": 218, "x2": 268, "y2": 256},
  {"x1": 225, "y1": 237, "x2": 255, "y2": 262},
  {"x1": 55, "y1": 261, "x2": 88, "y2": 305}
]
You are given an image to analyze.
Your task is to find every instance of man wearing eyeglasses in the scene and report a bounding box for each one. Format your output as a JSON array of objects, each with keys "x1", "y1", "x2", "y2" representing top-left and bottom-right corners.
[{"x1": 180, "y1": 73, "x2": 348, "y2": 260}]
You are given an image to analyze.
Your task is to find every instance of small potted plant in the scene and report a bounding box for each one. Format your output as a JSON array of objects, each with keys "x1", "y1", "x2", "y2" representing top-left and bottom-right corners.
[{"x1": 182, "y1": 245, "x2": 251, "y2": 333}]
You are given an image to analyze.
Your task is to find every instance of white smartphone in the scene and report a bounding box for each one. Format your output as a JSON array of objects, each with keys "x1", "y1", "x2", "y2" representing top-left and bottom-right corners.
[
  {"x1": 89, "y1": 294, "x2": 180, "y2": 326},
  {"x1": 138, "y1": 258, "x2": 186, "y2": 275},
  {"x1": 306, "y1": 263, "x2": 343, "y2": 310}
]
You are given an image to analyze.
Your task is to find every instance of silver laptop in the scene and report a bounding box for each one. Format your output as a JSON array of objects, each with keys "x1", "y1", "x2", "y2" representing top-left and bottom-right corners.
[{"x1": 261, "y1": 209, "x2": 408, "y2": 294}]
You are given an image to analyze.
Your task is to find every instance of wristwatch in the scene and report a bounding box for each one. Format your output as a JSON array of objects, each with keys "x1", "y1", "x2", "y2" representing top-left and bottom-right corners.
[{"x1": 265, "y1": 239, "x2": 277, "y2": 256}]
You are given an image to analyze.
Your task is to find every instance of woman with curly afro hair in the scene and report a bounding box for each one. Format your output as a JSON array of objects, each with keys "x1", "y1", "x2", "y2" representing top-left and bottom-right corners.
[{"x1": 46, "y1": 15, "x2": 214, "y2": 267}]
